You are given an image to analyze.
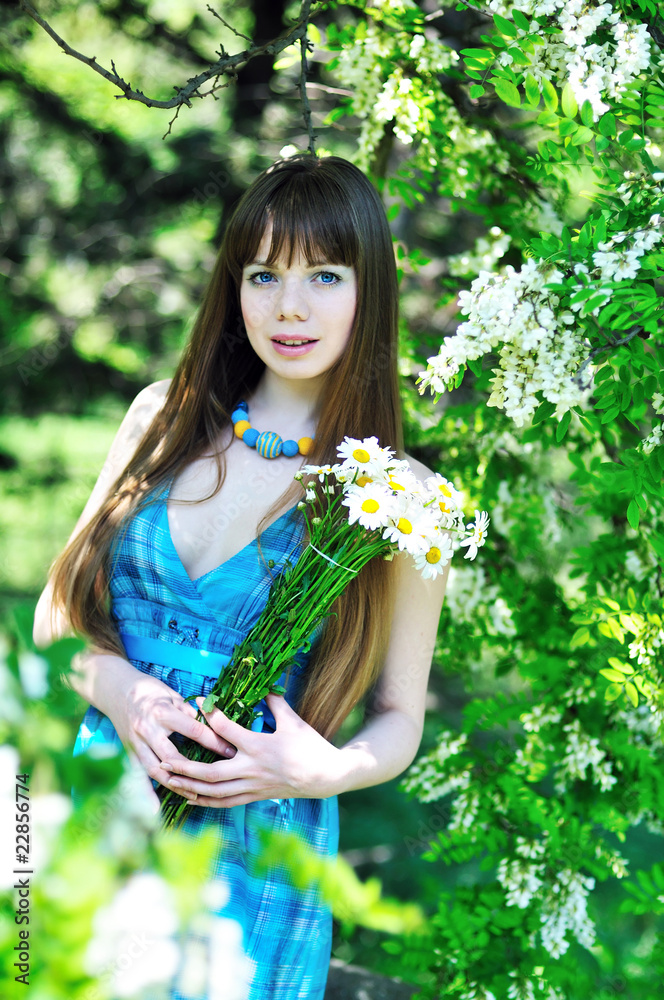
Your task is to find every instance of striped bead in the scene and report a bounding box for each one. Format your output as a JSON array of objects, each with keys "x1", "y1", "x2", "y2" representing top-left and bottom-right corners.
[{"x1": 256, "y1": 431, "x2": 283, "y2": 459}]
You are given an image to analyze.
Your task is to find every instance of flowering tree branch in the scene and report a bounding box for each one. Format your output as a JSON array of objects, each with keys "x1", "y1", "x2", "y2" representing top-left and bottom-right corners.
[{"x1": 19, "y1": 0, "x2": 319, "y2": 112}]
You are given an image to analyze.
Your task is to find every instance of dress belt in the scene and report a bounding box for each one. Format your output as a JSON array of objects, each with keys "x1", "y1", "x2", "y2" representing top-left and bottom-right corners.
[{"x1": 120, "y1": 633, "x2": 231, "y2": 679}]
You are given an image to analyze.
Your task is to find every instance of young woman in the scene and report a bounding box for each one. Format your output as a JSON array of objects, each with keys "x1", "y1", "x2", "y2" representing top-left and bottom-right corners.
[{"x1": 33, "y1": 153, "x2": 448, "y2": 999}]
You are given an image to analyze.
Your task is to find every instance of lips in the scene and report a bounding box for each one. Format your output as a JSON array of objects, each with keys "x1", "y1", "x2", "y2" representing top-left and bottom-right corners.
[{"x1": 270, "y1": 337, "x2": 318, "y2": 358}]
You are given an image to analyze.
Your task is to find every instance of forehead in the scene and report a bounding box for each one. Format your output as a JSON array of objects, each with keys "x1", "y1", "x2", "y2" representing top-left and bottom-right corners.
[{"x1": 250, "y1": 224, "x2": 339, "y2": 267}]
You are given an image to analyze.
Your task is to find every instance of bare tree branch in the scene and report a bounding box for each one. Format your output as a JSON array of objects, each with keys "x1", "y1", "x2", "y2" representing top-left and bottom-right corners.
[
  {"x1": 206, "y1": 5, "x2": 252, "y2": 45},
  {"x1": 300, "y1": 30, "x2": 316, "y2": 155},
  {"x1": 573, "y1": 327, "x2": 642, "y2": 390},
  {"x1": 19, "y1": 0, "x2": 318, "y2": 111}
]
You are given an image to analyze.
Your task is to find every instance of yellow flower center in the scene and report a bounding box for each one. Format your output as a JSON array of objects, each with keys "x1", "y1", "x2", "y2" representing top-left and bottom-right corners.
[
  {"x1": 478, "y1": 531, "x2": 484, "y2": 542},
  {"x1": 353, "y1": 448, "x2": 371, "y2": 464},
  {"x1": 426, "y1": 546, "x2": 441, "y2": 564},
  {"x1": 356, "y1": 475, "x2": 373, "y2": 487},
  {"x1": 397, "y1": 517, "x2": 413, "y2": 534},
  {"x1": 438, "y1": 483, "x2": 452, "y2": 497},
  {"x1": 439, "y1": 501, "x2": 451, "y2": 513},
  {"x1": 388, "y1": 478, "x2": 405, "y2": 491},
  {"x1": 361, "y1": 498, "x2": 380, "y2": 514}
]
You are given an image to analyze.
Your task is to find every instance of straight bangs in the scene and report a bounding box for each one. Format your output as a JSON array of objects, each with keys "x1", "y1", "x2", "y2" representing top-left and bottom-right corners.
[{"x1": 224, "y1": 168, "x2": 361, "y2": 279}]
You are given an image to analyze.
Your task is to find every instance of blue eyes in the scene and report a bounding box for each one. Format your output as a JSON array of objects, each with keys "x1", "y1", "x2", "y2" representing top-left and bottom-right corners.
[{"x1": 248, "y1": 270, "x2": 341, "y2": 286}]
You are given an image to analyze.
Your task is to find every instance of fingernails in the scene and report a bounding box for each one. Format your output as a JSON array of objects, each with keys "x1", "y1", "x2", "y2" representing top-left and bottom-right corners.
[
  {"x1": 169, "y1": 779, "x2": 182, "y2": 789},
  {"x1": 161, "y1": 762, "x2": 175, "y2": 772},
  {"x1": 225, "y1": 747, "x2": 236, "y2": 758}
]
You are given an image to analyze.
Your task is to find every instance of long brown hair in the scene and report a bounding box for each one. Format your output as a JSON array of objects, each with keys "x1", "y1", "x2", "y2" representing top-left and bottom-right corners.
[{"x1": 50, "y1": 153, "x2": 402, "y2": 739}]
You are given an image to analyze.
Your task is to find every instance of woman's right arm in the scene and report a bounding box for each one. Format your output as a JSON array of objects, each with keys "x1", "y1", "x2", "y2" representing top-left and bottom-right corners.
[
  {"x1": 33, "y1": 378, "x2": 172, "y2": 648},
  {"x1": 33, "y1": 380, "x2": 236, "y2": 796}
]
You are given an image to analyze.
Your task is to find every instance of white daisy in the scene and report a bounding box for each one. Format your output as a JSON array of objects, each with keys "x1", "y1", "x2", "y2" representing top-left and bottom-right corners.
[
  {"x1": 460, "y1": 510, "x2": 490, "y2": 560},
  {"x1": 382, "y1": 497, "x2": 438, "y2": 555},
  {"x1": 385, "y1": 463, "x2": 421, "y2": 495},
  {"x1": 414, "y1": 533, "x2": 455, "y2": 579},
  {"x1": 337, "y1": 436, "x2": 395, "y2": 476},
  {"x1": 342, "y1": 483, "x2": 397, "y2": 531},
  {"x1": 425, "y1": 474, "x2": 464, "y2": 525}
]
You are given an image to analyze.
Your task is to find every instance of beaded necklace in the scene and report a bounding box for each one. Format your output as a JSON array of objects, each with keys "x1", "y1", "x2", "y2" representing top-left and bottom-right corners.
[{"x1": 231, "y1": 401, "x2": 314, "y2": 459}]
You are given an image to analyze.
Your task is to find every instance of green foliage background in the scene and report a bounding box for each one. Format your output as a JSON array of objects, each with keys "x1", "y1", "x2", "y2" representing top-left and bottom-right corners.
[{"x1": 1, "y1": 1, "x2": 664, "y2": 998}]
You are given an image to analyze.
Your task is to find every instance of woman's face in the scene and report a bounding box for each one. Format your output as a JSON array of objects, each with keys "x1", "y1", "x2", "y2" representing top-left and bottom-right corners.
[{"x1": 240, "y1": 224, "x2": 357, "y2": 383}]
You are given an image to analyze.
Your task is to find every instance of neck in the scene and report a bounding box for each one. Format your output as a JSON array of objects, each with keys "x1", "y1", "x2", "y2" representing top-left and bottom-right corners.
[{"x1": 248, "y1": 370, "x2": 322, "y2": 431}]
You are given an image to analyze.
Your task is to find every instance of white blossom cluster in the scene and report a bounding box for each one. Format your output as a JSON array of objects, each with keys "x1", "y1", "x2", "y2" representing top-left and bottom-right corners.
[
  {"x1": 460, "y1": 984, "x2": 497, "y2": 1000},
  {"x1": 488, "y1": 0, "x2": 652, "y2": 119},
  {"x1": 420, "y1": 213, "x2": 663, "y2": 427},
  {"x1": 85, "y1": 873, "x2": 181, "y2": 998},
  {"x1": 507, "y1": 972, "x2": 565, "y2": 1000},
  {"x1": 539, "y1": 868, "x2": 596, "y2": 958},
  {"x1": 419, "y1": 257, "x2": 588, "y2": 426},
  {"x1": 448, "y1": 227, "x2": 511, "y2": 277},
  {"x1": 640, "y1": 389, "x2": 664, "y2": 455},
  {"x1": 555, "y1": 718, "x2": 617, "y2": 792},
  {"x1": 521, "y1": 703, "x2": 563, "y2": 733},
  {"x1": 448, "y1": 787, "x2": 481, "y2": 833},
  {"x1": 497, "y1": 853, "x2": 597, "y2": 958},
  {"x1": 628, "y1": 620, "x2": 664, "y2": 667},
  {"x1": 333, "y1": 18, "x2": 457, "y2": 169},
  {"x1": 446, "y1": 563, "x2": 516, "y2": 637},
  {"x1": 402, "y1": 729, "x2": 470, "y2": 802}
]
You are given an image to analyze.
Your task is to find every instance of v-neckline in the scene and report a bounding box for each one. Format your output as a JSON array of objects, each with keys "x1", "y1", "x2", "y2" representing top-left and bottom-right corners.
[{"x1": 163, "y1": 479, "x2": 297, "y2": 586}]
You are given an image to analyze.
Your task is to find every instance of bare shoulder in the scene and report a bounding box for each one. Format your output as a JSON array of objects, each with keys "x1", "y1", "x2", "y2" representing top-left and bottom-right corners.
[
  {"x1": 403, "y1": 451, "x2": 435, "y2": 483},
  {"x1": 120, "y1": 379, "x2": 172, "y2": 440}
]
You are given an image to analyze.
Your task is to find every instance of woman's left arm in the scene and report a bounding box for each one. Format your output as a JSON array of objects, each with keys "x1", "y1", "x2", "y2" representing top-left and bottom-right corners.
[
  {"x1": 328, "y1": 549, "x2": 449, "y2": 793},
  {"x1": 161, "y1": 546, "x2": 448, "y2": 807}
]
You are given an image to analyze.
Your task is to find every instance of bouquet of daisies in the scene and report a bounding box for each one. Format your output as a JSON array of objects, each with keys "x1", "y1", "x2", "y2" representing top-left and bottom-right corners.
[{"x1": 160, "y1": 437, "x2": 488, "y2": 827}]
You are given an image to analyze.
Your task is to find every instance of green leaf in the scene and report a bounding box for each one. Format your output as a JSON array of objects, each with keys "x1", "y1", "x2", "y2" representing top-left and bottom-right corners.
[
  {"x1": 541, "y1": 77, "x2": 558, "y2": 111},
  {"x1": 461, "y1": 48, "x2": 493, "y2": 60},
  {"x1": 598, "y1": 112, "x2": 616, "y2": 136},
  {"x1": 600, "y1": 668, "x2": 630, "y2": 682},
  {"x1": 201, "y1": 693, "x2": 217, "y2": 713},
  {"x1": 512, "y1": 9, "x2": 530, "y2": 30},
  {"x1": 625, "y1": 682, "x2": 639, "y2": 707},
  {"x1": 627, "y1": 499, "x2": 640, "y2": 530},
  {"x1": 580, "y1": 100, "x2": 594, "y2": 126},
  {"x1": 493, "y1": 13, "x2": 518, "y2": 37},
  {"x1": 571, "y1": 126, "x2": 595, "y2": 146},
  {"x1": 555, "y1": 409, "x2": 571, "y2": 442},
  {"x1": 608, "y1": 658, "x2": 634, "y2": 675},
  {"x1": 570, "y1": 626, "x2": 591, "y2": 648},
  {"x1": 604, "y1": 683, "x2": 623, "y2": 701},
  {"x1": 561, "y1": 82, "x2": 578, "y2": 119},
  {"x1": 558, "y1": 117, "x2": 578, "y2": 136},
  {"x1": 469, "y1": 84, "x2": 485, "y2": 98},
  {"x1": 494, "y1": 79, "x2": 522, "y2": 107}
]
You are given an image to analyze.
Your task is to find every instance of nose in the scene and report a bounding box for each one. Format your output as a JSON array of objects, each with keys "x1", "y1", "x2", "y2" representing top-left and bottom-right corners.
[{"x1": 276, "y1": 277, "x2": 309, "y2": 322}]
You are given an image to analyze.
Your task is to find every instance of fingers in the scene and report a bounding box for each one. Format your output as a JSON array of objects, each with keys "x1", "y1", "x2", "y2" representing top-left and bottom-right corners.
[{"x1": 195, "y1": 699, "x2": 255, "y2": 749}]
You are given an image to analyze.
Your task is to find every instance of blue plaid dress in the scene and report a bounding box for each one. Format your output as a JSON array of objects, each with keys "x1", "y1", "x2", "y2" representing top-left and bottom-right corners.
[{"x1": 73, "y1": 481, "x2": 339, "y2": 999}]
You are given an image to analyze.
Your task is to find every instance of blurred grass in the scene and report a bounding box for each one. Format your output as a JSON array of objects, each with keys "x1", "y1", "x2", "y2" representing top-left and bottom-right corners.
[{"x1": 0, "y1": 412, "x2": 120, "y2": 615}]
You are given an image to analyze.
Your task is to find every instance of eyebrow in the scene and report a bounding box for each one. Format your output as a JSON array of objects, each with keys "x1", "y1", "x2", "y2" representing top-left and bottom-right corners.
[{"x1": 245, "y1": 258, "x2": 347, "y2": 269}]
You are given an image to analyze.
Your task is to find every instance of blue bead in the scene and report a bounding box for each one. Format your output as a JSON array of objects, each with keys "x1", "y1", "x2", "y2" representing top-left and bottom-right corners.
[
  {"x1": 256, "y1": 431, "x2": 283, "y2": 458},
  {"x1": 242, "y1": 427, "x2": 259, "y2": 447},
  {"x1": 282, "y1": 439, "x2": 299, "y2": 457},
  {"x1": 236, "y1": 400, "x2": 248, "y2": 411},
  {"x1": 231, "y1": 408, "x2": 248, "y2": 424}
]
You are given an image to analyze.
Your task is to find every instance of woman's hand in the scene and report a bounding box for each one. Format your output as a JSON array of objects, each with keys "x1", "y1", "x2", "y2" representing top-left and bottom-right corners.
[
  {"x1": 160, "y1": 694, "x2": 345, "y2": 807},
  {"x1": 107, "y1": 670, "x2": 239, "y2": 803}
]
